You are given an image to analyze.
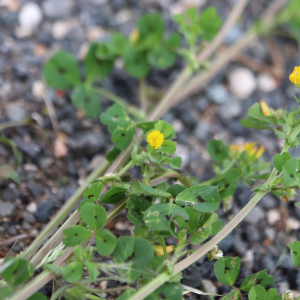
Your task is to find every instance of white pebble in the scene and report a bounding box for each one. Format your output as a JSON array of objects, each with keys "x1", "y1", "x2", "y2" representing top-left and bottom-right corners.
[
  {"x1": 32, "y1": 80, "x2": 46, "y2": 100},
  {"x1": 18, "y1": 2, "x2": 42, "y2": 30},
  {"x1": 26, "y1": 202, "x2": 37, "y2": 214},
  {"x1": 266, "y1": 209, "x2": 281, "y2": 225},
  {"x1": 286, "y1": 218, "x2": 300, "y2": 230},
  {"x1": 257, "y1": 73, "x2": 278, "y2": 93},
  {"x1": 228, "y1": 67, "x2": 257, "y2": 100}
]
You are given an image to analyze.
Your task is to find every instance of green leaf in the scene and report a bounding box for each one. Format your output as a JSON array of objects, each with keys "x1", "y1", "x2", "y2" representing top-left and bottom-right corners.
[
  {"x1": 136, "y1": 121, "x2": 156, "y2": 133},
  {"x1": 198, "y1": 6, "x2": 221, "y2": 41},
  {"x1": 156, "y1": 283, "x2": 184, "y2": 300},
  {"x1": 164, "y1": 33, "x2": 181, "y2": 49},
  {"x1": 106, "y1": 147, "x2": 121, "y2": 164},
  {"x1": 176, "y1": 207, "x2": 200, "y2": 233},
  {"x1": 46, "y1": 264, "x2": 64, "y2": 276},
  {"x1": 1, "y1": 258, "x2": 34, "y2": 287},
  {"x1": 0, "y1": 287, "x2": 13, "y2": 299},
  {"x1": 206, "y1": 140, "x2": 229, "y2": 163},
  {"x1": 113, "y1": 236, "x2": 135, "y2": 264},
  {"x1": 175, "y1": 185, "x2": 220, "y2": 213},
  {"x1": 147, "y1": 48, "x2": 176, "y2": 69},
  {"x1": 247, "y1": 103, "x2": 277, "y2": 124},
  {"x1": 167, "y1": 184, "x2": 186, "y2": 199},
  {"x1": 109, "y1": 33, "x2": 128, "y2": 56},
  {"x1": 161, "y1": 140, "x2": 177, "y2": 155},
  {"x1": 220, "y1": 290, "x2": 239, "y2": 300},
  {"x1": 96, "y1": 42, "x2": 116, "y2": 60},
  {"x1": 84, "y1": 182, "x2": 103, "y2": 202},
  {"x1": 265, "y1": 288, "x2": 281, "y2": 300},
  {"x1": 211, "y1": 218, "x2": 222, "y2": 235},
  {"x1": 43, "y1": 50, "x2": 80, "y2": 89},
  {"x1": 80, "y1": 203, "x2": 107, "y2": 231},
  {"x1": 274, "y1": 129, "x2": 288, "y2": 139},
  {"x1": 99, "y1": 186, "x2": 128, "y2": 204},
  {"x1": 144, "y1": 203, "x2": 189, "y2": 230},
  {"x1": 63, "y1": 262, "x2": 83, "y2": 283},
  {"x1": 100, "y1": 103, "x2": 128, "y2": 134},
  {"x1": 123, "y1": 49, "x2": 150, "y2": 78},
  {"x1": 116, "y1": 289, "x2": 136, "y2": 300},
  {"x1": 249, "y1": 286, "x2": 266, "y2": 300},
  {"x1": 154, "y1": 120, "x2": 174, "y2": 139},
  {"x1": 71, "y1": 85, "x2": 101, "y2": 119},
  {"x1": 197, "y1": 212, "x2": 218, "y2": 229},
  {"x1": 214, "y1": 171, "x2": 239, "y2": 199},
  {"x1": 95, "y1": 229, "x2": 117, "y2": 256},
  {"x1": 0, "y1": 165, "x2": 20, "y2": 184},
  {"x1": 240, "y1": 118, "x2": 271, "y2": 130},
  {"x1": 273, "y1": 154, "x2": 283, "y2": 173},
  {"x1": 27, "y1": 293, "x2": 48, "y2": 300},
  {"x1": 214, "y1": 257, "x2": 241, "y2": 286},
  {"x1": 283, "y1": 157, "x2": 298, "y2": 186},
  {"x1": 282, "y1": 152, "x2": 292, "y2": 164},
  {"x1": 112, "y1": 122, "x2": 135, "y2": 150},
  {"x1": 165, "y1": 157, "x2": 182, "y2": 169},
  {"x1": 63, "y1": 226, "x2": 91, "y2": 247},
  {"x1": 241, "y1": 270, "x2": 275, "y2": 292},
  {"x1": 131, "y1": 180, "x2": 171, "y2": 198},
  {"x1": 85, "y1": 262, "x2": 100, "y2": 281},
  {"x1": 288, "y1": 241, "x2": 300, "y2": 267},
  {"x1": 84, "y1": 43, "x2": 114, "y2": 82},
  {"x1": 127, "y1": 194, "x2": 152, "y2": 225}
]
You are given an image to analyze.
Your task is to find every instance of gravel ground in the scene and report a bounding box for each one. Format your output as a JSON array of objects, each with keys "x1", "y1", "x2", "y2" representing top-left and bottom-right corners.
[{"x1": 1, "y1": 0, "x2": 300, "y2": 298}]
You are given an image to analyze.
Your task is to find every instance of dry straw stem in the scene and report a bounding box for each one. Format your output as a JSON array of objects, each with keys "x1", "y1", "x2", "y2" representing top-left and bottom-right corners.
[{"x1": 14, "y1": 0, "x2": 286, "y2": 299}]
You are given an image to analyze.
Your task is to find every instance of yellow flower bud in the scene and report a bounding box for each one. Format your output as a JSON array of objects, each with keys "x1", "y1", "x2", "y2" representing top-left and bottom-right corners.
[
  {"x1": 153, "y1": 245, "x2": 174, "y2": 257},
  {"x1": 147, "y1": 130, "x2": 164, "y2": 149},
  {"x1": 260, "y1": 100, "x2": 270, "y2": 116},
  {"x1": 229, "y1": 144, "x2": 244, "y2": 155},
  {"x1": 245, "y1": 142, "x2": 265, "y2": 159},
  {"x1": 129, "y1": 28, "x2": 140, "y2": 43}
]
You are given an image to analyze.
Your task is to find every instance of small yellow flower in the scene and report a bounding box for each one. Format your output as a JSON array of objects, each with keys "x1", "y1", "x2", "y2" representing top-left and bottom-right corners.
[
  {"x1": 260, "y1": 100, "x2": 270, "y2": 116},
  {"x1": 129, "y1": 28, "x2": 140, "y2": 43},
  {"x1": 153, "y1": 245, "x2": 174, "y2": 257},
  {"x1": 245, "y1": 142, "x2": 265, "y2": 159},
  {"x1": 229, "y1": 144, "x2": 244, "y2": 155},
  {"x1": 289, "y1": 66, "x2": 300, "y2": 85},
  {"x1": 147, "y1": 130, "x2": 164, "y2": 149}
]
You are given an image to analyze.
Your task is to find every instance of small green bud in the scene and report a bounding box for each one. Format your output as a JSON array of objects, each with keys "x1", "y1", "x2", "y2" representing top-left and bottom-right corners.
[
  {"x1": 206, "y1": 246, "x2": 223, "y2": 260},
  {"x1": 283, "y1": 290, "x2": 294, "y2": 300}
]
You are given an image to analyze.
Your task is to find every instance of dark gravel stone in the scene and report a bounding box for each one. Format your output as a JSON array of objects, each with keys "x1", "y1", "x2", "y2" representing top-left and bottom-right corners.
[
  {"x1": 2, "y1": 186, "x2": 18, "y2": 201},
  {"x1": 7, "y1": 226, "x2": 18, "y2": 236},
  {"x1": 14, "y1": 137, "x2": 42, "y2": 159},
  {"x1": 235, "y1": 265, "x2": 252, "y2": 286},
  {"x1": 182, "y1": 264, "x2": 202, "y2": 287},
  {"x1": 175, "y1": 105, "x2": 197, "y2": 128},
  {"x1": 13, "y1": 64, "x2": 28, "y2": 82},
  {"x1": 22, "y1": 211, "x2": 36, "y2": 224},
  {"x1": 194, "y1": 121, "x2": 211, "y2": 143},
  {"x1": 28, "y1": 182, "x2": 44, "y2": 199},
  {"x1": 232, "y1": 236, "x2": 247, "y2": 257},
  {"x1": 244, "y1": 225, "x2": 260, "y2": 243},
  {"x1": 234, "y1": 185, "x2": 253, "y2": 207},
  {"x1": 195, "y1": 96, "x2": 209, "y2": 111},
  {"x1": 259, "y1": 194, "x2": 278, "y2": 210},
  {"x1": 0, "y1": 201, "x2": 16, "y2": 218},
  {"x1": 218, "y1": 234, "x2": 235, "y2": 253},
  {"x1": 63, "y1": 186, "x2": 76, "y2": 202},
  {"x1": 34, "y1": 202, "x2": 53, "y2": 223}
]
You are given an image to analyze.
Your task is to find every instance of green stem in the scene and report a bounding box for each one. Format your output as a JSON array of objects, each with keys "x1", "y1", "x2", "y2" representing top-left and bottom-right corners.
[
  {"x1": 271, "y1": 185, "x2": 299, "y2": 191},
  {"x1": 118, "y1": 160, "x2": 133, "y2": 177},
  {"x1": 139, "y1": 78, "x2": 148, "y2": 113},
  {"x1": 94, "y1": 87, "x2": 144, "y2": 118},
  {"x1": 75, "y1": 282, "x2": 130, "y2": 294},
  {"x1": 160, "y1": 237, "x2": 169, "y2": 261}
]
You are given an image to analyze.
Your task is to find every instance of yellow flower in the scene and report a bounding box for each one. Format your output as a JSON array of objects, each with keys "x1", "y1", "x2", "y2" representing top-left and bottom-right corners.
[
  {"x1": 245, "y1": 142, "x2": 265, "y2": 159},
  {"x1": 129, "y1": 28, "x2": 140, "y2": 43},
  {"x1": 260, "y1": 100, "x2": 270, "y2": 116},
  {"x1": 289, "y1": 66, "x2": 300, "y2": 85},
  {"x1": 153, "y1": 245, "x2": 174, "y2": 257},
  {"x1": 229, "y1": 144, "x2": 244, "y2": 155},
  {"x1": 147, "y1": 130, "x2": 164, "y2": 149}
]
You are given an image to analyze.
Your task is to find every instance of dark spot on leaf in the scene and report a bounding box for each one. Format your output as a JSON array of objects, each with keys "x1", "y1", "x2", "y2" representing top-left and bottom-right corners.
[
  {"x1": 103, "y1": 239, "x2": 106, "y2": 243},
  {"x1": 88, "y1": 194, "x2": 94, "y2": 199},
  {"x1": 225, "y1": 183, "x2": 230, "y2": 188},
  {"x1": 181, "y1": 205, "x2": 185, "y2": 208},
  {"x1": 159, "y1": 293, "x2": 166, "y2": 299},
  {"x1": 294, "y1": 251, "x2": 298, "y2": 255},
  {"x1": 256, "y1": 279, "x2": 263, "y2": 285},
  {"x1": 121, "y1": 133, "x2": 125, "y2": 137},
  {"x1": 115, "y1": 115, "x2": 118, "y2": 118},
  {"x1": 185, "y1": 220, "x2": 188, "y2": 223},
  {"x1": 225, "y1": 266, "x2": 230, "y2": 272},
  {"x1": 94, "y1": 215, "x2": 97, "y2": 219},
  {"x1": 75, "y1": 233, "x2": 78, "y2": 236},
  {"x1": 145, "y1": 196, "x2": 152, "y2": 202},
  {"x1": 58, "y1": 68, "x2": 66, "y2": 74},
  {"x1": 290, "y1": 174, "x2": 294, "y2": 178},
  {"x1": 165, "y1": 215, "x2": 171, "y2": 220},
  {"x1": 197, "y1": 196, "x2": 205, "y2": 203}
]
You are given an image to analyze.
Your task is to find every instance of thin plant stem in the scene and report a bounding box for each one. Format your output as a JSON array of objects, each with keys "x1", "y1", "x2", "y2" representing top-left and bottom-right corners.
[
  {"x1": 140, "y1": 78, "x2": 148, "y2": 113},
  {"x1": 271, "y1": 185, "x2": 299, "y2": 191},
  {"x1": 93, "y1": 87, "x2": 143, "y2": 118},
  {"x1": 118, "y1": 160, "x2": 133, "y2": 177},
  {"x1": 75, "y1": 282, "x2": 130, "y2": 294},
  {"x1": 160, "y1": 237, "x2": 169, "y2": 261}
]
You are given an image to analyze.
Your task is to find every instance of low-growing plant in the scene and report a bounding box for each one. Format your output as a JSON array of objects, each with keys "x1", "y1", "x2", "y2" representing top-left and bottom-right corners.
[{"x1": 2, "y1": 1, "x2": 300, "y2": 300}]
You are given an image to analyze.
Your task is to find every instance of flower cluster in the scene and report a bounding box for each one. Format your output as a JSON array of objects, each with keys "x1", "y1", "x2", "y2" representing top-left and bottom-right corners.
[
  {"x1": 147, "y1": 130, "x2": 164, "y2": 149},
  {"x1": 230, "y1": 142, "x2": 265, "y2": 159},
  {"x1": 289, "y1": 66, "x2": 300, "y2": 86}
]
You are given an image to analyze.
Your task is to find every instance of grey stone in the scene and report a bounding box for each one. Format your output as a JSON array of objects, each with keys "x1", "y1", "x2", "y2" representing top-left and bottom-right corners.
[
  {"x1": 207, "y1": 84, "x2": 230, "y2": 104},
  {"x1": 6, "y1": 103, "x2": 27, "y2": 122},
  {"x1": 218, "y1": 234, "x2": 234, "y2": 252},
  {"x1": 194, "y1": 121, "x2": 210, "y2": 142},
  {"x1": 0, "y1": 201, "x2": 16, "y2": 217},
  {"x1": 196, "y1": 97, "x2": 209, "y2": 111},
  {"x1": 225, "y1": 26, "x2": 244, "y2": 44},
  {"x1": 232, "y1": 236, "x2": 247, "y2": 257},
  {"x1": 67, "y1": 132, "x2": 105, "y2": 155},
  {"x1": 14, "y1": 137, "x2": 42, "y2": 159},
  {"x1": 7, "y1": 226, "x2": 18, "y2": 236},
  {"x1": 21, "y1": 221, "x2": 32, "y2": 231},
  {"x1": 280, "y1": 254, "x2": 295, "y2": 270},
  {"x1": 3, "y1": 186, "x2": 18, "y2": 201},
  {"x1": 259, "y1": 194, "x2": 278, "y2": 210},
  {"x1": 218, "y1": 98, "x2": 242, "y2": 120},
  {"x1": 245, "y1": 225, "x2": 260, "y2": 242},
  {"x1": 43, "y1": 0, "x2": 72, "y2": 19},
  {"x1": 34, "y1": 202, "x2": 52, "y2": 223},
  {"x1": 22, "y1": 211, "x2": 36, "y2": 224},
  {"x1": 28, "y1": 182, "x2": 44, "y2": 199},
  {"x1": 244, "y1": 206, "x2": 265, "y2": 225},
  {"x1": 162, "y1": 112, "x2": 175, "y2": 124}
]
